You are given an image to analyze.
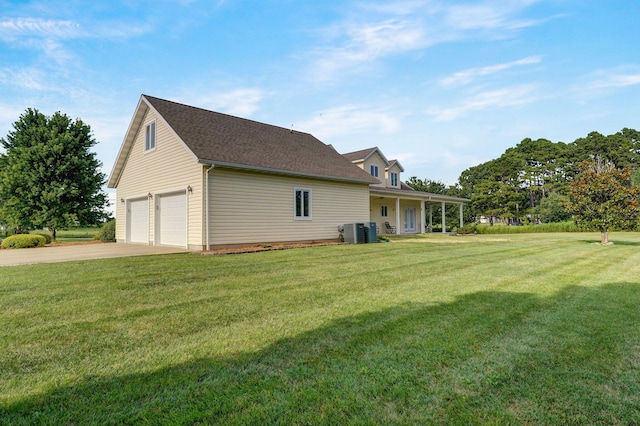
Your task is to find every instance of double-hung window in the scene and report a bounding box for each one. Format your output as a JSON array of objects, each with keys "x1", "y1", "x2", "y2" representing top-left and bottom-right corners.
[
  {"x1": 145, "y1": 121, "x2": 156, "y2": 152},
  {"x1": 381, "y1": 205, "x2": 388, "y2": 217},
  {"x1": 370, "y1": 165, "x2": 379, "y2": 178},
  {"x1": 294, "y1": 188, "x2": 311, "y2": 219},
  {"x1": 390, "y1": 172, "x2": 398, "y2": 187}
]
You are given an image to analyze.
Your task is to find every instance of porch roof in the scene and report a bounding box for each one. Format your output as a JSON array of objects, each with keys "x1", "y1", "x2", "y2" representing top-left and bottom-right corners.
[{"x1": 369, "y1": 186, "x2": 470, "y2": 204}]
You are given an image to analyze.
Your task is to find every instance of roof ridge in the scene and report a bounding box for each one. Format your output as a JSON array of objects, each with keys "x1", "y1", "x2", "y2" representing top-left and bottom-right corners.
[
  {"x1": 134, "y1": 94, "x2": 378, "y2": 185},
  {"x1": 142, "y1": 94, "x2": 313, "y2": 137}
]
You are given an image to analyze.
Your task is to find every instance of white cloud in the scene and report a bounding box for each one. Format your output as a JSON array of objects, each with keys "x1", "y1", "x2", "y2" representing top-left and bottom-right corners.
[
  {"x1": 0, "y1": 18, "x2": 82, "y2": 40},
  {"x1": 570, "y1": 66, "x2": 640, "y2": 103},
  {"x1": 443, "y1": 1, "x2": 546, "y2": 32},
  {"x1": 0, "y1": 17, "x2": 149, "y2": 41},
  {"x1": 0, "y1": 67, "x2": 49, "y2": 91},
  {"x1": 426, "y1": 84, "x2": 540, "y2": 121},
  {"x1": 188, "y1": 89, "x2": 264, "y2": 117},
  {"x1": 0, "y1": 65, "x2": 96, "y2": 99},
  {"x1": 297, "y1": 104, "x2": 400, "y2": 139},
  {"x1": 0, "y1": 17, "x2": 149, "y2": 65},
  {"x1": 586, "y1": 70, "x2": 640, "y2": 90},
  {"x1": 312, "y1": 18, "x2": 430, "y2": 81},
  {"x1": 439, "y1": 55, "x2": 542, "y2": 87},
  {"x1": 307, "y1": 0, "x2": 552, "y2": 82},
  {"x1": 389, "y1": 150, "x2": 483, "y2": 184}
]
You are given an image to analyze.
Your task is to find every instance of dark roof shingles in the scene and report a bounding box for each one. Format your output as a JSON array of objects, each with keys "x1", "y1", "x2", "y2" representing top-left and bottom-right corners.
[
  {"x1": 144, "y1": 95, "x2": 376, "y2": 183},
  {"x1": 342, "y1": 147, "x2": 378, "y2": 162}
]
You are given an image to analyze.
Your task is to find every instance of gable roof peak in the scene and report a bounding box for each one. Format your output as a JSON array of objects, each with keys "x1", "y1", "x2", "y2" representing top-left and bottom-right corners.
[
  {"x1": 387, "y1": 159, "x2": 405, "y2": 172},
  {"x1": 342, "y1": 147, "x2": 390, "y2": 166},
  {"x1": 108, "y1": 95, "x2": 378, "y2": 187}
]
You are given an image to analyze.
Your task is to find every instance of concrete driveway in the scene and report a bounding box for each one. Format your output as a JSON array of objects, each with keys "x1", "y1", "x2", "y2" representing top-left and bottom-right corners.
[{"x1": 0, "y1": 243, "x2": 191, "y2": 266}]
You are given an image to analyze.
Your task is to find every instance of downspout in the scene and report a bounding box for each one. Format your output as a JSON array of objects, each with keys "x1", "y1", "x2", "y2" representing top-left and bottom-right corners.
[{"x1": 205, "y1": 164, "x2": 215, "y2": 250}]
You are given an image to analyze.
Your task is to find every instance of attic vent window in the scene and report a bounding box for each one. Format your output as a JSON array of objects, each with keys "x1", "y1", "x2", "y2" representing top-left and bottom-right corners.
[
  {"x1": 370, "y1": 165, "x2": 379, "y2": 178},
  {"x1": 145, "y1": 121, "x2": 156, "y2": 152}
]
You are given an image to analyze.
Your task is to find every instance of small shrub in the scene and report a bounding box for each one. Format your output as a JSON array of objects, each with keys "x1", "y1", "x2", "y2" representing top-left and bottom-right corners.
[
  {"x1": 32, "y1": 231, "x2": 53, "y2": 244},
  {"x1": 456, "y1": 224, "x2": 477, "y2": 235},
  {"x1": 1, "y1": 234, "x2": 46, "y2": 249},
  {"x1": 377, "y1": 235, "x2": 390, "y2": 242},
  {"x1": 98, "y1": 220, "x2": 116, "y2": 242}
]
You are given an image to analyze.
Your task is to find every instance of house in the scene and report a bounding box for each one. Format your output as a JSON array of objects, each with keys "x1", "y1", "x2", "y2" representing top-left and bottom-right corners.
[
  {"x1": 107, "y1": 95, "x2": 378, "y2": 249},
  {"x1": 343, "y1": 147, "x2": 469, "y2": 234},
  {"x1": 108, "y1": 95, "x2": 469, "y2": 249}
]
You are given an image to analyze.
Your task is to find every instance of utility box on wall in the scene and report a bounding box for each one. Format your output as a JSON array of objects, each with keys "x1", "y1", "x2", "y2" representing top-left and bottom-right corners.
[{"x1": 343, "y1": 223, "x2": 366, "y2": 244}]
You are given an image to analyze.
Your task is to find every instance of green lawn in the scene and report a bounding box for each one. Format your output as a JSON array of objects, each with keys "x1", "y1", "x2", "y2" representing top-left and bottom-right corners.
[{"x1": 2, "y1": 233, "x2": 640, "y2": 424}]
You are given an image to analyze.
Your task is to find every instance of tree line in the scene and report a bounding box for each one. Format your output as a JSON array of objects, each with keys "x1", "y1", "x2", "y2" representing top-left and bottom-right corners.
[{"x1": 407, "y1": 128, "x2": 640, "y2": 227}]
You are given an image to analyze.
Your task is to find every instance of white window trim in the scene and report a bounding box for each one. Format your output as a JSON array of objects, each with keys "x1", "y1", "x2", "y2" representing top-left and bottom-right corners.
[
  {"x1": 294, "y1": 188, "x2": 312, "y2": 220},
  {"x1": 390, "y1": 172, "x2": 398, "y2": 187},
  {"x1": 381, "y1": 205, "x2": 388, "y2": 217},
  {"x1": 370, "y1": 165, "x2": 379, "y2": 178},
  {"x1": 145, "y1": 121, "x2": 156, "y2": 152}
]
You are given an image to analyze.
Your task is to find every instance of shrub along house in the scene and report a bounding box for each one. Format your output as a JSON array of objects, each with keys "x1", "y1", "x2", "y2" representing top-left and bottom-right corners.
[{"x1": 108, "y1": 95, "x2": 468, "y2": 249}]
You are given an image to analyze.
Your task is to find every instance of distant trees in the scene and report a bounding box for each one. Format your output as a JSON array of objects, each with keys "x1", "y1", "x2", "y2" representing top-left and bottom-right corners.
[
  {"x1": 456, "y1": 128, "x2": 640, "y2": 226},
  {"x1": 0, "y1": 109, "x2": 108, "y2": 240}
]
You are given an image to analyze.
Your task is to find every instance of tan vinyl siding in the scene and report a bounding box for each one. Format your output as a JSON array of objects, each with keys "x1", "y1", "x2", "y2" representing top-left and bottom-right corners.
[
  {"x1": 385, "y1": 163, "x2": 402, "y2": 188},
  {"x1": 114, "y1": 108, "x2": 202, "y2": 247},
  {"x1": 363, "y1": 153, "x2": 387, "y2": 188},
  {"x1": 369, "y1": 198, "x2": 390, "y2": 231},
  {"x1": 207, "y1": 168, "x2": 370, "y2": 246},
  {"x1": 369, "y1": 198, "x2": 424, "y2": 234}
]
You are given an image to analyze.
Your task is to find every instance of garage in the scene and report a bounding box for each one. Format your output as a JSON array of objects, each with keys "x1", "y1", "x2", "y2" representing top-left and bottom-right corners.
[
  {"x1": 156, "y1": 191, "x2": 187, "y2": 247},
  {"x1": 126, "y1": 197, "x2": 149, "y2": 244}
]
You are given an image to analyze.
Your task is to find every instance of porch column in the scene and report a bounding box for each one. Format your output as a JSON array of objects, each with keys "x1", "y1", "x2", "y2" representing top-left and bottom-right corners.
[
  {"x1": 459, "y1": 203, "x2": 464, "y2": 228},
  {"x1": 420, "y1": 201, "x2": 425, "y2": 234},
  {"x1": 429, "y1": 205, "x2": 433, "y2": 233},
  {"x1": 395, "y1": 197, "x2": 401, "y2": 234},
  {"x1": 441, "y1": 201, "x2": 446, "y2": 233}
]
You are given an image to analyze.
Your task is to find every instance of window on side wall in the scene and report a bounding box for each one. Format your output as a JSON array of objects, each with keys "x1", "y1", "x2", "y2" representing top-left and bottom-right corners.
[
  {"x1": 294, "y1": 188, "x2": 311, "y2": 220},
  {"x1": 390, "y1": 172, "x2": 398, "y2": 187},
  {"x1": 145, "y1": 121, "x2": 156, "y2": 152},
  {"x1": 370, "y1": 165, "x2": 379, "y2": 178},
  {"x1": 381, "y1": 205, "x2": 388, "y2": 217}
]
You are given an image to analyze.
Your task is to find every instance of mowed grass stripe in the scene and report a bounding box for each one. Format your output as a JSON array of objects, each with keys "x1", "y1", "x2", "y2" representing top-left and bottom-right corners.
[{"x1": 2, "y1": 232, "x2": 640, "y2": 424}]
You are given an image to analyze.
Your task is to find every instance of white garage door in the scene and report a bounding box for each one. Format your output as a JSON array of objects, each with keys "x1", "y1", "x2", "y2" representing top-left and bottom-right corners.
[
  {"x1": 157, "y1": 192, "x2": 187, "y2": 247},
  {"x1": 127, "y1": 198, "x2": 149, "y2": 244}
]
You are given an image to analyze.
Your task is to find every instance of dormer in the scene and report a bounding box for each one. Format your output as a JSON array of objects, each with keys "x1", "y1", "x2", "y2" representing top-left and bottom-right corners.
[
  {"x1": 386, "y1": 159, "x2": 404, "y2": 189},
  {"x1": 342, "y1": 147, "x2": 392, "y2": 188}
]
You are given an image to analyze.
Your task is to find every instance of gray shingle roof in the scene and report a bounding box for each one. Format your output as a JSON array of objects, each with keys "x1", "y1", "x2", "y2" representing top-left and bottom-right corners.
[
  {"x1": 144, "y1": 95, "x2": 377, "y2": 184},
  {"x1": 342, "y1": 147, "x2": 392, "y2": 168},
  {"x1": 342, "y1": 147, "x2": 379, "y2": 163}
]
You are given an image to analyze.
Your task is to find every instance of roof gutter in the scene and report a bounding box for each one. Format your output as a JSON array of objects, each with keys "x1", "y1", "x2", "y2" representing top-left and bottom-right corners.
[
  {"x1": 369, "y1": 187, "x2": 471, "y2": 203},
  {"x1": 197, "y1": 159, "x2": 377, "y2": 185}
]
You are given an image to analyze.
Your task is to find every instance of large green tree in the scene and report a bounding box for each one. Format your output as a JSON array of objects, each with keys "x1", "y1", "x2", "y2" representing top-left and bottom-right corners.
[
  {"x1": 0, "y1": 109, "x2": 107, "y2": 240},
  {"x1": 565, "y1": 158, "x2": 640, "y2": 244}
]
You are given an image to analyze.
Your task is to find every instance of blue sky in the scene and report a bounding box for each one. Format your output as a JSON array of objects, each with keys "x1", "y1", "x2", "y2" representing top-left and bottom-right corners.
[{"x1": 1, "y1": 0, "x2": 639, "y2": 188}]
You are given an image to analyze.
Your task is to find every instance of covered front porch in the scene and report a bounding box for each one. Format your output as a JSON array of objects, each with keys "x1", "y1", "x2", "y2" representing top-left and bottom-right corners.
[{"x1": 369, "y1": 188, "x2": 469, "y2": 234}]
